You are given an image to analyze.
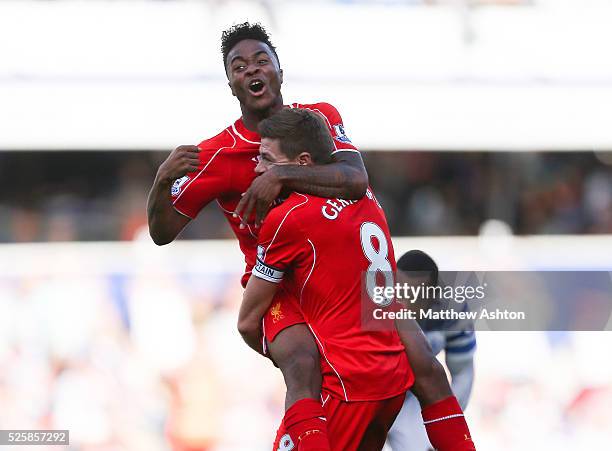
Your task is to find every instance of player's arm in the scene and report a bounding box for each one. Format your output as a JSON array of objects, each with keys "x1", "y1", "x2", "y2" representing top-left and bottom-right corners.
[
  {"x1": 278, "y1": 150, "x2": 368, "y2": 198},
  {"x1": 396, "y1": 319, "x2": 477, "y2": 451},
  {"x1": 147, "y1": 145, "x2": 200, "y2": 245},
  {"x1": 444, "y1": 331, "x2": 476, "y2": 409},
  {"x1": 394, "y1": 318, "x2": 453, "y2": 406},
  {"x1": 235, "y1": 104, "x2": 368, "y2": 226},
  {"x1": 277, "y1": 102, "x2": 369, "y2": 200},
  {"x1": 238, "y1": 205, "x2": 301, "y2": 355},
  {"x1": 238, "y1": 276, "x2": 279, "y2": 356},
  {"x1": 236, "y1": 152, "x2": 367, "y2": 227}
]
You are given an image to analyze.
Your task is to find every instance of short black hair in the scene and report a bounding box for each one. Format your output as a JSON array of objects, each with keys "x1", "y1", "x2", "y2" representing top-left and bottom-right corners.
[
  {"x1": 221, "y1": 22, "x2": 279, "y2": 69},
  {"x1": 258, "y1": 109, "x2": 333, "y2": 164},
  {"x1": 397, "y1": 250, "x2": 439, "y2": 286}
]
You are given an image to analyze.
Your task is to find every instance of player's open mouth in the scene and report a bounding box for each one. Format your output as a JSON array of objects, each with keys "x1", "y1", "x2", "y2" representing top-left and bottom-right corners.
[{"x1": 248, "y1": 79, "x2": 266, "y2": 97}]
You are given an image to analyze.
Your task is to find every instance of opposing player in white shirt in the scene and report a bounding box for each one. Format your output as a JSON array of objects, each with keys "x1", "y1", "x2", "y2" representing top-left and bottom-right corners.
[{"x1": 386, "y1": 250, "x2": 477, "y2": 451}]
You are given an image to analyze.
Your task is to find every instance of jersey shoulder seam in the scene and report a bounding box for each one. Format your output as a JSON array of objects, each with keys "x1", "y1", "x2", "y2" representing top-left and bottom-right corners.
[
  {"x1": 197, "y1": 125, "x2": 236, "y2": 149},
  {"x1": 172, "y1": 128, "x2": 236, "y2": 205},
  {"x1": 264, "y1": 193, "x2": 309, "y2": 252}
]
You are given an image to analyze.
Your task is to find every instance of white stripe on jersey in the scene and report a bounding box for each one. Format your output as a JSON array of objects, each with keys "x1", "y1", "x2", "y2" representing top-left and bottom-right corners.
[
  {"x1": 172, "y1": 128, "x2": 237, "y2": 207},
  {"x1": 231, "y1": 123, "x2": 260, "y2": 145}
]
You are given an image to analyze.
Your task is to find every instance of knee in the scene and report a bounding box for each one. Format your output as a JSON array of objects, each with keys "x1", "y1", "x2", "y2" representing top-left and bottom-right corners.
[
  {"x1": 280, "y1": 348, "x2": 320, "y2": 387},
  {"x1": 268, "y1": 326, "x2": 320, "y2": 379}
]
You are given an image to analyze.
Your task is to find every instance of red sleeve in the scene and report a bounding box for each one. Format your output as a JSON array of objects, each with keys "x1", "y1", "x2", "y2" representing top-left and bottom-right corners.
[
  {"x1": 251, "y1": 200, "x2": 306, "y2": 284},
  {"x1": 312, "y1": 102, "x2": 359, "y2": 154},
  {"x1": 171, "y1": 132, "x2": 233, "y2": 219}
]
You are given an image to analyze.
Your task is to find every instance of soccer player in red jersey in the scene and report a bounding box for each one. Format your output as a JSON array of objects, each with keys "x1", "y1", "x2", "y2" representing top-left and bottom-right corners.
[
  {"x1": 148, "y1": 22, "x2": 473, "y2": 451},
  {"x1": 148, "y1": 23, "x2": 366, "y2": 450},
  {"x1": 238, "y1": 108, "x2": 477, "y2": 450}
]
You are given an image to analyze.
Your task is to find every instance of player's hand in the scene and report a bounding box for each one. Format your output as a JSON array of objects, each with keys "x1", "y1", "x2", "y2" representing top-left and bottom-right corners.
[
  {"x1": 234, "y1": 167, "x2": 282, "y2": 228},
  {"x1": 157, "y1": 145, "x2": 201, "y2": 183}
]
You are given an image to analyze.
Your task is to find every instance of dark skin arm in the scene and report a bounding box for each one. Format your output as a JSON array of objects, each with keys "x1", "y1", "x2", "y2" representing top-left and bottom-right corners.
[
  {"x1": 235, "y1": 151, "x2": 368, "y2": 227},
  {"x1": 146, "y1": 145, "x2": 199, "y2": 245},
  {"x1": 237, "y1": 275, "x2": 279, "y2": 356},
  {"x1": 395, "y1": 317, "x2": 454, "y2": 407}
]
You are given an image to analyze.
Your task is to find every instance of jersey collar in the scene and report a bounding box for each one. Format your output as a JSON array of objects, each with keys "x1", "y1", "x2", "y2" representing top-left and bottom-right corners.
[
  {"x1": 234, "y1": 105, "x2": 295, "y2": 145},
  {"x1": 233, "y1": 118, "x2": 261, "y2": 145}
]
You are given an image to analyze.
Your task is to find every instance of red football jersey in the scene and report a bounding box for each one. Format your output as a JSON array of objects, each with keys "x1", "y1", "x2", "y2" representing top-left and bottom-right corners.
[
  {"x1": 170, "y1": 102, "x2": 358, "y2": 281},
  {"x1": 252, "y1": 189, "x2": 414, "y2": 402}
]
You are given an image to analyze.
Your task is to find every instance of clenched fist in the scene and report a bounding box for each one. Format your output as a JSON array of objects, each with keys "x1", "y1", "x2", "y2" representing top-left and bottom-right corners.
[{"x1": 157, "y1": 145, "x2": 201, "y2": 183}]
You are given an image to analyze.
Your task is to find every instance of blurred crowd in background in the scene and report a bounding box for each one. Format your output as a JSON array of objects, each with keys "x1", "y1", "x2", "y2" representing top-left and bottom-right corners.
[
  {"x1": 1, "y1": 266, "x2": 611, "y2": 450},
  {"x1": 0, "y1": 151, "x2": 610, "y2": 243},
  {"x1": 1, "y1": 0, "x2": 611, "y2": 449},
  {"x1": 0, "y1": 269, "x2": 284, "y2": 450}
]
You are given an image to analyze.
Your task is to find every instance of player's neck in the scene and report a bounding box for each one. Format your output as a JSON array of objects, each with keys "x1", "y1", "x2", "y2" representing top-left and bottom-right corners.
[{"x1": 240, "y1": 97, "x2": 284, "y2": 132}]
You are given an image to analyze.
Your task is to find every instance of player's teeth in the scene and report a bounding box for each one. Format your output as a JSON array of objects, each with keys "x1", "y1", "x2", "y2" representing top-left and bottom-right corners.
[{"x1": 250, "y1": 81, "x2": 263, "y2": 92}]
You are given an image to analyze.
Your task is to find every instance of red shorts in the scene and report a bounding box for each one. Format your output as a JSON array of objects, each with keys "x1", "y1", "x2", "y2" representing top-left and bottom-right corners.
[
  {"x1": 261, "y1": 285, "x2": 306, "y2": 354},
  {"x1": 242, "y1": 270, "x2": 306, "y2": 353},
  {"x1": 272, "y1": 392, "x2": 405, "y2": 451}
]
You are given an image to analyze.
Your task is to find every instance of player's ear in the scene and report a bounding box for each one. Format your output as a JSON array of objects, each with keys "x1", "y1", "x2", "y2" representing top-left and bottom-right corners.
[
  {"x1": 297, "y1": 152, "x2": 312, "y2": 166},
  {"x1": 228, "y1": 81, "x2": 237, "y2": 97},
  {"x1": 279, "y1": 68, "x2": 284, "y2": 84},
  {"x1": 225, "y1": 65, "x2": 237, "y2": 96}
]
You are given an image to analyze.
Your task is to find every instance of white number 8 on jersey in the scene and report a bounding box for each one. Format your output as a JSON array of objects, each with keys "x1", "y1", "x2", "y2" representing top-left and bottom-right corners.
[{"x1": 360, "y1": 222, "x2": 394, "y2": 306}]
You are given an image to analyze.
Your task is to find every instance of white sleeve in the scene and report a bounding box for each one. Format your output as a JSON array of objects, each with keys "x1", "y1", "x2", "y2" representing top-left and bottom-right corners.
[
  {"x1": 444, "y1": 330, "x2": 476, "y2": 410},
  {"x1": 446, "y1": 355, "x2": 474, "y2": 410}
]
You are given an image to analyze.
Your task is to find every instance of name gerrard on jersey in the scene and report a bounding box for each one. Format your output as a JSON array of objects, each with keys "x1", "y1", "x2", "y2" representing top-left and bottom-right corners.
[{"x1": 322, "y1": 189, "x2": 380, "y2": 220}]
